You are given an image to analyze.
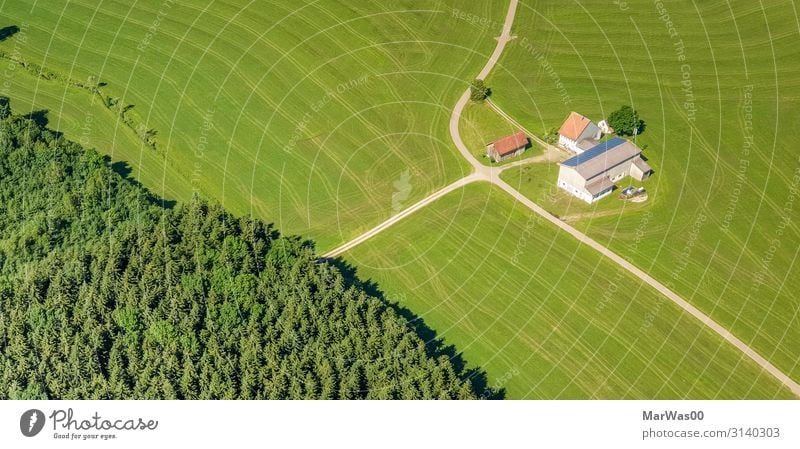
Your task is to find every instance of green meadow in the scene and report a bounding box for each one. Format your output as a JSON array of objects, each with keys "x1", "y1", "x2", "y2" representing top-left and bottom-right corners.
[
  {"x1": 2, "y1": 0, "x2": 796, "y2": 398},
  {"x1": 345, "y1": 183, "x2": 793, "y2": 398},
  {"x1": 490, "y1": 0, "x2": 800, "y2": 382},
  {"x1": 0, "y1": 0, "x2": 506, "y2": 250},
  {"x1": 0, "y1": 68, "x2": 195, "y2": 200},
  {"x1": 459, "y1": 101, "x2": 541, "y2": 165}
]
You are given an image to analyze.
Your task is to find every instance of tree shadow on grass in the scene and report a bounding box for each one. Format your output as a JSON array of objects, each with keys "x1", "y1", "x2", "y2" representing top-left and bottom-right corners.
[
  {"x1": 0, "y1": 25, "x2": 20, "y2": 42},
  {"x1": 635, "y1": 121, "x2": 646, "y2": 136},
  {"x1": 8, "y1": 99, "x2": 175, "y2": 211},
  {"x1": 109, "y1": 159, "x2": 176, "y2": 209},
  {"x1": 26, "y1": 109, "x2": 50, "y2": 128},
  {"x1": 22, "y1": 109, "x2": 64, "y2": 140},
  {"x1": 324, "y1": 256, "x2": 505, "y2": 399}
]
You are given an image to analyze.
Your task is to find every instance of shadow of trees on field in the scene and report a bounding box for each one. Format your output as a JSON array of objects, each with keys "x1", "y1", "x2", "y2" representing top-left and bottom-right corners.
[
  {"x1": 324, "y1": 257, "x2": 505, "y2": 399},
  {"x1": 110, "y1": 160, "x2": 176, "y2": 209},
  {"x1": 7, "y1": 101, "x2": 177, "y2": 211},
  {"x1": 6, "y1": 98, "x2": 177, "y2": 211},
  {"x1": 3, "y1": 99, "x2": 177, "y2": 214},
  {"x1": 0, "y1": 25, "x2": 20, "y2": 42},
  {"x1": 20, "y1": 109, "x2": 63, "y2": 140},
  {"x1": 26, "y1": 109, "x2": 50, "y2": 128}
]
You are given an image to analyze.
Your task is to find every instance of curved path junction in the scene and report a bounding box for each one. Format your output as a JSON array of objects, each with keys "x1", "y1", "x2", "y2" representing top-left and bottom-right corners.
[{"x1": 323, "y1": 0, "x2": 800, "y2": 397}]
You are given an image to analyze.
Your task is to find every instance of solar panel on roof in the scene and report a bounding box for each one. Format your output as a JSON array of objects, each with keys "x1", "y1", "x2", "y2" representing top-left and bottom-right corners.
[{"x1": 562, "y1": 137, "x2": 627, "y2": 167}]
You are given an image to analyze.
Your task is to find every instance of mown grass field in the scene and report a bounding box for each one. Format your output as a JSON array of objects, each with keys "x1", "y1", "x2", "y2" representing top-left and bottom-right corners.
[
  {"x1": 489, "y1": 0, "x2": 800, "y2": 382},
  {"x1": 0, "y1": 68, "x2": 195, "y2": 200},
  {"x1": 0, "y1": 0, "x2": 507, "y2": 250},
  {"x1": 3, "y1": 0, "x2": 796, "y2": 399},
  {"x1": 459, "y1": 101, "x2": 541, "y2": 165},
  {"x1": 345, "y1": 182, "x2": 793, "y2": 398}
]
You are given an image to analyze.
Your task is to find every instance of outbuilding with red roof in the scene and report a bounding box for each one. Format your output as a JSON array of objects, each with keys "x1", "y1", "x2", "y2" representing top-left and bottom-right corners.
[{"x1": 485, "y1": 130, "x2": 529, "y2": 162}]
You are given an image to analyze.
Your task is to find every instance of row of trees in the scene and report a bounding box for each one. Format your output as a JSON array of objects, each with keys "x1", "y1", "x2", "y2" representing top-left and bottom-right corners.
[{"x1": 0, "y1": 100, "x2": 478, "y2": 399}]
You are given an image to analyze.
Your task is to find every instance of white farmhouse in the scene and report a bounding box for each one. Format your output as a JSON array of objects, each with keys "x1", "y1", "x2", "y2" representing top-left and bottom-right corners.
[
  {"x1": 557, "y1": 138, "x2": 652, "y2": 203},
  {"x1": 558, "y1": 111, "x2": 601, "y2": 153}
]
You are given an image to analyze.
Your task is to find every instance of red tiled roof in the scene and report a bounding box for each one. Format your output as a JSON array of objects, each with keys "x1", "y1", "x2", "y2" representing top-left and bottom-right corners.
[
  {"x1": 558, "y1": 112, "x2": 592, "y2": 141},
  {"x1": 492, "y1": 131, "x2": 528, "y2": 156}
]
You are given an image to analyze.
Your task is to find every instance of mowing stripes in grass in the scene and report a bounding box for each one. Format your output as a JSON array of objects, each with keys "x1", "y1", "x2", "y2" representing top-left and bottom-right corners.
[
  {"x1": 489, "y1": 0, "x2": 800, "y2": 383},
  {"x1": 344, "y1": 183, "x2": 793, "y2": 399}
]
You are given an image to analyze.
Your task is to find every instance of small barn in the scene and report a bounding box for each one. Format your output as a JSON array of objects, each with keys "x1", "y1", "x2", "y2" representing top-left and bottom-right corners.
[{"x1": 486, "y1": 131, "x2": 528, "y2": 162}]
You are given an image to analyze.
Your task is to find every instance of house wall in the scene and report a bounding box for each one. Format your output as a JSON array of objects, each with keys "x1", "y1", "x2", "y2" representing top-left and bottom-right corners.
[
  {"x1": 557, "y1": 178, "x2": 592, "y2": 202},
  {"x1": 487, "y1": 144, "x2": 524, "y2": 162},
  {"x1": 557, "y1": 165, "x2": 593, "y2": 202},
  {"x1": 557, "y1": 157, "x2": 641, "y2": 204},
  {"x1": 557, "y1": 179, "x2": 613, "y2": 203},
  {"x1": 497, "y1": 147, "x2": 524, "y2": 162},
  {"x1": 577, "y1": 122, "x2": 601, "y2": 143},
  {"x1": 503, "y1": 148, "x2": 524, "y2": 161},
  {"x1": 629, "y1": 159, "x2": 651, "y2": 181},
  {"x1": 558, "y1": 134, "x2": 576, "y2": 152},
  {"x1": 559, "y1": 122, "x2": 600, "y2": 154},
  {"x1": 590, "y1": 187, "x2": 614, "y2": 203},
  {"x1": 557, "y1": 165, "x2": 587, "y2": 189}
]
